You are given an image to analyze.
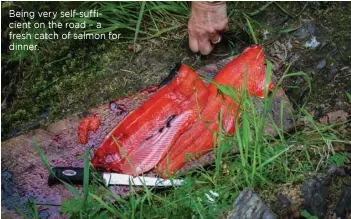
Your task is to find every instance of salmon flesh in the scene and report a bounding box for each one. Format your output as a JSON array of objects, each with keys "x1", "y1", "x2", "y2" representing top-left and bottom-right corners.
[{"x1": 90, "y1": 45, "x2": 274, "y2": 177}]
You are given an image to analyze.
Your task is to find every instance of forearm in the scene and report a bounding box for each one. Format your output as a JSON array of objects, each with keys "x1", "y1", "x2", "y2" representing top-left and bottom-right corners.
[{"x1": 191, "y1": 1, "x2": 226, "y2": 16}]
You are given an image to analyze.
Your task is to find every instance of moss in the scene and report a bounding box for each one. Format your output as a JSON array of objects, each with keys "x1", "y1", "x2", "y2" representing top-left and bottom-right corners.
[{"x1": 1, "y1": 29, "x2": 196, "y2": 139}]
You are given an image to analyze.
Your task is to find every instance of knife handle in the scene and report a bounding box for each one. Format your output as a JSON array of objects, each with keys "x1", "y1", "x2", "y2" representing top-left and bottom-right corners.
[{"x1": 48, "y1": 167, "x2": 100, "y2": 186}]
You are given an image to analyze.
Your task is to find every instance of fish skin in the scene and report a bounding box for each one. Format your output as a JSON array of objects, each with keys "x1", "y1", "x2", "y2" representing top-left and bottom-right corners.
[
  {"x1": 91, "y1": 64, "x2": 209, "y2": 173},
  {"x1": 158, "y1": 63, "x2": 181, "y2": 89},
  {"x1": 156, "y1": 45, "x2": 274, "y2": 177}
]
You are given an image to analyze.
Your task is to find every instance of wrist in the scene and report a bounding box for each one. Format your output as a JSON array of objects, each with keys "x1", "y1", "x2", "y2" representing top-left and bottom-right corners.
[{"x1": 192, "y1": 1, "x2": 226, "y2": 9}]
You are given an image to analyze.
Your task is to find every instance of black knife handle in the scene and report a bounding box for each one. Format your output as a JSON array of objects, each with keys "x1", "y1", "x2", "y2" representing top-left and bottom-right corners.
[{"x1": 48, "y1": 167, "x2": 99, "y2": 186}]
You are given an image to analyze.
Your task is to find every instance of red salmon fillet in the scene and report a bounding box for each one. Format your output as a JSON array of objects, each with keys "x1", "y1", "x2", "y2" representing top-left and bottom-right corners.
[
  {"x1": 156, "y1": 45, "x2": 274, "y2": 177},
  {"x1": 91, "y1": 64, "x2": 209, "y2": 174},
  {"x1": 208, "y1": 45, "x2": 274, "y2": 97},
  {"x1": 156, "y1": 95, "x2": 237, "y2": 176}
]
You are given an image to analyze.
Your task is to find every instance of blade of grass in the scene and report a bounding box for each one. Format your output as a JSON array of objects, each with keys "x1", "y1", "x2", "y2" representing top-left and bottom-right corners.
[
  {"x1": 215, "y1": 109, "x2": 223, "y2": 177},
  {"x1": 274, "y1": 2, "x2": 308, "y2": 19},
  {"x1": 346, "y1": 92, "x2": 351, "y2": 103},
  {"x1": 89, "y1": 193, "x2": 125, "y2": 217},
  {"x1": 245, "y1": 15, "x2": 258, "y2": 44},
  {"x1": 82, "y1": 147, "x2": 90, "y2": 210},
  {"x1": 261, "y1": 145, "x2": 293, "y2": 167},
  {"x1": 134, "y1": 2, "x2": 146, "y2": 52},
  {"x1": 13, "y1": 206, "x2": 29, "y2": 219},
  {"x1": 248, "y1": 1, "x2": 274, "y2": 16}
]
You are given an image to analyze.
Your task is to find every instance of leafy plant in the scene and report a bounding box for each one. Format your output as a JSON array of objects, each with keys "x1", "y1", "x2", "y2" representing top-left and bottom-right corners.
[
  {"x1": 301, "y1": 210, "x2": 318, "y2": 219},
  {"x1": 328, "y1": 152, "x2": 348, "y2": 167},
  {"x1": 346, "y1": 91, "x2": 351, "y2": 103}
]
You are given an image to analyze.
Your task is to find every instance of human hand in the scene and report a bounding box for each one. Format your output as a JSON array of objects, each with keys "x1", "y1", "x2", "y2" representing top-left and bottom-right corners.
[{"x1": 188, "y1": 1, "x2": 229, "y2": 55}]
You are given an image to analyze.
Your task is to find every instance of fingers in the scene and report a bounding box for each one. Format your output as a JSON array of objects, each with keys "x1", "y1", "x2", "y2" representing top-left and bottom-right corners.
[
  {"x1": 189, "y1": 35, "x2": 199, "y2": 53},
  {"x1": 198, "y1": 39, "x2": 214, "y2": 55},
  {"x1": 187, "y1": 12, "x2": 228, "y2": 55},
  {"x1": 189, "y1": 34, "x2": 216, "y2": 55}
]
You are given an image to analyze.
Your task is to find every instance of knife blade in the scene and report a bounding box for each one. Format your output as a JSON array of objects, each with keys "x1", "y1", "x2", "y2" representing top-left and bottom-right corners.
[{"x1": 48, "y1": 167, "x2": 183, "y2": 187}]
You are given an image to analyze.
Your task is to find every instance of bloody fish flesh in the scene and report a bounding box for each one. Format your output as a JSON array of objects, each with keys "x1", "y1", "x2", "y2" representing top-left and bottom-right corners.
[
  {"x1": 78, "y1": 117, "x2": 100, "y2": 144},
  {"x1": 88, "y1": 45, "x2": 274, "y2": 177},
  {"x1": 91, "y1": 64, "x2": 209, "y2": 174},
  {"x1": 156, "y1": 45, "x2": 274, "y2": 176}
]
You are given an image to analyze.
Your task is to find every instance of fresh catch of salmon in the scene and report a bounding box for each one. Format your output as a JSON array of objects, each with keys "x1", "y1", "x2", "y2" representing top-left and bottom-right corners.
[{"x1": 86, "y1": 45, "x2": 274, "y2": 177}]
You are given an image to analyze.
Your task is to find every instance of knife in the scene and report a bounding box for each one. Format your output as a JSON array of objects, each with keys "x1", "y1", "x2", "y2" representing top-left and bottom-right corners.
[{"x1": 48, "y1": 167, "x2": 183, "y2": 187}]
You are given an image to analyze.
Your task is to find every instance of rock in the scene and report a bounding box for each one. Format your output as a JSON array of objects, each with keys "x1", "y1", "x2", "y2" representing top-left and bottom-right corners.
[
  {"x1": 227, "y1": 188, "x2": 276, "y2": 219},
  {"x1": 327, "y1": 110, "x2": 349, "y2": 124},
  {"x1": 301, "y1": 176, "x2": 330, "y2": 219},
  {"x1": 275, "y1": 194, "x2": 300, "y2": 219},
  {"x1": 296, "y1": 24, "x2": 320, "y2": 40},
  {"x1": 319, "y1": 110, "x2": 349, "y2": 125},
  {"x1": 326, "y1": 163, "x2": 346, "y2": 177},
  {"x1": 304, "y1": 36, "x2": 321, "y2": 49},
  {"x1": 39, "y1": 210, "x2": 50, "y2": 219},
  {"x1": 1, "y1": 171, "x2": 28, "y2": 214},
  {"x1": 128, "y1": 43, "x2": 142, "y2": 53},
  {"x1": 316, "y1": 59, "x2": 327, "y2": 70},
  {"x1": 335, "y1": 185, "x2": 351, "y2": 219}
]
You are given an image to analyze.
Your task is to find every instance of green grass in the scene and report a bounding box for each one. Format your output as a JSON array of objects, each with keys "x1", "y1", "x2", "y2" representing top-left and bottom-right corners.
[
  {"x1": 3, "y1": 2, "x2": 189, "y2": 64},
  {"x1": 301, "y1": 210, "x2": 318, "y2": 219},
  {"x1": 328, "y1": 152, "x2": 349, "y2": 167},
  {"x1": 346, "y1": 91, "x2": 351, "y2": 103},
  {"x1": 67, "y1": 2, "x2": 189, "y2": 40}
]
